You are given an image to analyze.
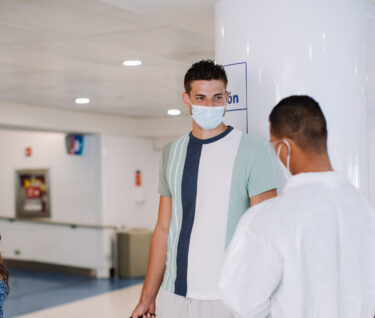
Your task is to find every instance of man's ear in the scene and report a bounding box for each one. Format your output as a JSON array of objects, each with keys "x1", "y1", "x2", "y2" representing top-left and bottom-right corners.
[{"x1": 183, "y1": 92, "x2": 192, "y2": 113}]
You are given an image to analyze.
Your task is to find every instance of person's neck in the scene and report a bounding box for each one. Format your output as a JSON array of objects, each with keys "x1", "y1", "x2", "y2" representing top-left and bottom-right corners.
[
  {"x1": 293, "y1": 152, "x2": 333, "y2": 174},
  {"x1": 191, "y1": 121, "x2": 228, "y2": 140}
]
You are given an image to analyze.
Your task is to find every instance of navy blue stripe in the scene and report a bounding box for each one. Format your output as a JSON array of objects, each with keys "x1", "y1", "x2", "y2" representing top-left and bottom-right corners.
[
  {"x1": 174, "y1": 139, "x2": 202, "y2": 297},
  {"x1": 189, "y1": 125, "x2": 233, "y2": 144}
]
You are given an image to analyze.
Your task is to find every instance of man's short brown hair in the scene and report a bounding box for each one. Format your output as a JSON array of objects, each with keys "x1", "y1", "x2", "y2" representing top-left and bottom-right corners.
[{"x1": 184, "y1": 59, "x2": 228, "y2": 94}]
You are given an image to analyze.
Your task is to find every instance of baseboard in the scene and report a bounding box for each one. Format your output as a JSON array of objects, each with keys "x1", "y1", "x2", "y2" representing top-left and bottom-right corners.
[{"x1": 4, "y1": 259, "x2": 98, "y2": 277}]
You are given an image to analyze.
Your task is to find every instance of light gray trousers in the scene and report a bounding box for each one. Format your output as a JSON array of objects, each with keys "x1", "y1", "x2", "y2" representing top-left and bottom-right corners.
[{"x1": 156, "y1": 288, "x2": 235, "y2": 318}]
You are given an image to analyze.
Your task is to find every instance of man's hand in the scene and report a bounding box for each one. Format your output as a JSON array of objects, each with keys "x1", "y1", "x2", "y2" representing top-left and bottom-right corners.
[{"x1": 131, "y1": 299, "x2": 156, "y2": 318}]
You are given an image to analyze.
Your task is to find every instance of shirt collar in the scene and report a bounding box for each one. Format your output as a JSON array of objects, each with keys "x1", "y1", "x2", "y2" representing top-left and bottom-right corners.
[
  {"x1": 189, "y1": 125, "x2": 233, "y2": 144},
  {"x1": 283, "y1": 171, "x2": 344, "y2": 194}
]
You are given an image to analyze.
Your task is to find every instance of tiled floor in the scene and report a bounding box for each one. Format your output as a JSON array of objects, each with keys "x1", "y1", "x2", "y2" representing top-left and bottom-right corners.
[
  {"x1": 16, "y1": 284, "x2": 143, "y2": 318},
  {"x1": 5, "y1": 268, "x2": 144, "y2": 317}
]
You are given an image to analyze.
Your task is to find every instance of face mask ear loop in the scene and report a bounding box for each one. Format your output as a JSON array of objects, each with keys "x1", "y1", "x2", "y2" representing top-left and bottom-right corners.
[
  {"x1": 224, "y1": 96, "x2": 228, "y2": 116},
  {"x1": 276, "y1": 140, "x2": 291, "y2": 169},
  {"x1": 277, "y1": 144, "x2": 282, "y2": 157},
  {"x1": 283, "y1": 139, "x2": 291, "y2": 170},
  {"x1": 189, "y1": 97, "x2": 193, "y2": 108}
]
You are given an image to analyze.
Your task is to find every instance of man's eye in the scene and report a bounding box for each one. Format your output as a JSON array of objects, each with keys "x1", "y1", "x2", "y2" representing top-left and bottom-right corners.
[{"x1": 215, "y1": 96, "x2": 223, "y2": 100}]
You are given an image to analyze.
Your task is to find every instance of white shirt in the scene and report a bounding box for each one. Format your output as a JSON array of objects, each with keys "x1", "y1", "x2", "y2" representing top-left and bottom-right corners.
[{"x1": 219, "y1": 172, "x2": 375, "y2": 318}]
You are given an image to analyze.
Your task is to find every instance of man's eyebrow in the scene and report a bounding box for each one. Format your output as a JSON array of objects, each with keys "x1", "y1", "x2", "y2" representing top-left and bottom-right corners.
[{"x1": 193, "y1": 94, "x2": 206, "y2": 97}]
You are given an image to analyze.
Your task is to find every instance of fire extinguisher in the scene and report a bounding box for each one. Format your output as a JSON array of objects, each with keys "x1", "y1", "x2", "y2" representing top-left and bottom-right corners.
[
  {"x1": 135, "y1": 170, "x2": 144, "y2": 203},
  {"x1": 135, "y1": 170, "x2": 142, "y2": 187}
]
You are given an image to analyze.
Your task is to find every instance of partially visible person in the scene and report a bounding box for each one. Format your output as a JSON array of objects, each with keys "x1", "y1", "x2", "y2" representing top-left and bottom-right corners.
[
  {"x1": 219, "y1": 95, "x2": 375, "y2": 318},
  {"x1": 0, "y1": 235, "x2": 9, "y2": 318}
]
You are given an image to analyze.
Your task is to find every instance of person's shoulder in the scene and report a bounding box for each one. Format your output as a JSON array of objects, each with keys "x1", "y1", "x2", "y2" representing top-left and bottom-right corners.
[
  {"x1": 161, "y1": 134, "x2": 189, "y2": 153},
  {"x1": 335, "y1": 175, "x2": 375, "y2": 212},
  {"x1": 234, "y1": 129, "x2": 268, "y2": 150}
]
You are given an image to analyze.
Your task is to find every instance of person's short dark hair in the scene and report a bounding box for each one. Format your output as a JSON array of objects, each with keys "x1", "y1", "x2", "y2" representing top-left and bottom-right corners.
[
  {"x1": 269, "y1": 95, "x2": 328, "y2": 153},
  {"x1": 184, "y1": 59, "x2": 228, "y2": 94}
]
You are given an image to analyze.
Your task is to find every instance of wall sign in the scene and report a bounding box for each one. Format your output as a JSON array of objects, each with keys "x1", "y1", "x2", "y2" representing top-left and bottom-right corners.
[
  {"x1": 223, "y1": 62, "x2": 248, "y2": 133},
  {"x1": 65, "y1": 134, "x2": 84, "y2": 155}
]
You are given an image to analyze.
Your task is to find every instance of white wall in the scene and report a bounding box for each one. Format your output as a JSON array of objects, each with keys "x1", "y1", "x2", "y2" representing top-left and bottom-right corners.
[
  {"x1": 0, "y1": 220, "x2": 112, "y2": 278},
  {"x1": 101, "y1": 135, "x2": 160, "y2": 230},
  {"x1": 0, "y1": 129, "x2": 110, "y2": 275},
  {"x1": 368, "y1": 4, "x2": 375, "y2": 207},
  {"x1": 369, "y1": 127, "x2": 375, "y2": 207},
  {"x1": 0, "y1": 130, "x2": 102, "y2": 223},
  {"x1": 0, "y1": 129, "x2": 164, "y2": 276}
]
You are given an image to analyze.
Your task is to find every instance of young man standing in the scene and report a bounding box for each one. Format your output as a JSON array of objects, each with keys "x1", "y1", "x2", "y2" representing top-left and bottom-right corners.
[{"x1": 131, "y1": 60, "x2": 277, "y2": 318}]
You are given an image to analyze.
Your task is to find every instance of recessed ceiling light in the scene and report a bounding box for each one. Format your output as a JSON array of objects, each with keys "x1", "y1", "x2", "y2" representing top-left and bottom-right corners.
[
  {"x1": 75, "y1": 98, "x2": 90, "y2": 104},
  {"x1": 122, "y1": 60, "x2": 142, "y2": 66},
  {"x1": 168, "y1": 109, "x2": 181, "y2": 116}
]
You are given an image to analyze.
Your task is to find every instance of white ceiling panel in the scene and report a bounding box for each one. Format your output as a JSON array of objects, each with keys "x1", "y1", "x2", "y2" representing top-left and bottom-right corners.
[
  {"x1": 88, "y1": 25, "x2": 214, "y2": 63},
  {"x1": 0, "y1": 0, "x2": 148, "y2": 37},
  {"x1": 0, "y1": 0, "x2": 215, "y2": 118},
  {"x1": 0, "y1": 22, "x2": 62, "y2": 45},
  {"x1": 101, "y1": 0, "x2": 220, "y2": 38},
  {"x1": 1, "y1": 0, "x2": 374, "y2": 118}
]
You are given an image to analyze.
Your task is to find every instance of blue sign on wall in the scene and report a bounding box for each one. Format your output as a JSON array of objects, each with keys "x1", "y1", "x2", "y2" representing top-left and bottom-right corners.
[
  {"x1": 223, "y1": 62, "x2": 248, "y2": 133},
  {"x1": 65, "y1": 134, "x2": 84, "y2": 155}
]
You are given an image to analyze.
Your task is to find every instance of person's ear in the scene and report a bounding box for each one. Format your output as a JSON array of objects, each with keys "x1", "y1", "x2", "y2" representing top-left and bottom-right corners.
[{"x1": 183, "y1": 92, "x2": 192, "y2": 114}]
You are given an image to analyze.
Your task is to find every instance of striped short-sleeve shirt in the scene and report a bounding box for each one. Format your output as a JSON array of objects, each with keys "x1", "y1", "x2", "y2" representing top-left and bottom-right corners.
[{"x1": 158, "y1": 126, "x2": 277, "y2": 300}]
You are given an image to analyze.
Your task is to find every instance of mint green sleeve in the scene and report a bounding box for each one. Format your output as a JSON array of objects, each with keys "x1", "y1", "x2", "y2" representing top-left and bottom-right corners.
[
  {"x1": 247, "y1": 141, "x2": 278, "y2": 198},
  {"x1": 158, "y1": 145, "x2": 172, "y2": 197}
]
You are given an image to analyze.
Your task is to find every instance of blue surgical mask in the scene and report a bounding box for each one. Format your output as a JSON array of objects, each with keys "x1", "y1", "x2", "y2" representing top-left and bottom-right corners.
[{"x1": 191, "y1": 105, "x2": 226, "y2": 130}]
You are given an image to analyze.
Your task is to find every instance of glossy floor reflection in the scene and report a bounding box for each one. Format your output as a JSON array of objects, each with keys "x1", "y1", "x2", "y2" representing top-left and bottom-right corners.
[
  {"x1": 5, "y1": 269, "x2": 143, "y2": 317},
  {"x1": 16, "y1": 283, "x2": 143, "y2": 318}
]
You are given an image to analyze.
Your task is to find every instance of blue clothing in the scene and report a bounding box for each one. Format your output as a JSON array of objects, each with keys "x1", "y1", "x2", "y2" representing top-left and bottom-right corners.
[{"x1": 0, "y1": 280, "x2": 8, "y2": 318}]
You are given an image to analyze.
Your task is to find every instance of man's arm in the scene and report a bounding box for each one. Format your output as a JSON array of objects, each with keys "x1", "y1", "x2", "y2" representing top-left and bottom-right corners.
[
  {"x1": 250, "y1": 188, "x2": 277, "y2": 206},
  {"x1": 131, "y1": 195, "x2": 172, "y2": 318}
]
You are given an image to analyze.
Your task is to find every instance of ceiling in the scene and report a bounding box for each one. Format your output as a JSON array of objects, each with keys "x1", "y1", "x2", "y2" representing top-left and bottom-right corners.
[
  {"x1": 0, "y1": 0, "x2": 374, "y2": 119},
  {"x1": 0, "y1": 0, "x2": 218, "y2": 118}
]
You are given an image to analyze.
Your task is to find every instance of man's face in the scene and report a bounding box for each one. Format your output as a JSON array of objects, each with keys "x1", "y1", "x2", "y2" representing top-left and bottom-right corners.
[{"x1": 183, "y1": 80, "x2": 228, "y2": 113}]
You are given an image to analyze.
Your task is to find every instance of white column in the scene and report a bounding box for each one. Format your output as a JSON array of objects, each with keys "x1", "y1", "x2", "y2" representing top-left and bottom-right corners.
[
  {"x1": 216, "y1": 0, "x2": 368, "y2": 193},
  {"x1": 367, "y1": 3, "x2": 375, "y2": 204}
]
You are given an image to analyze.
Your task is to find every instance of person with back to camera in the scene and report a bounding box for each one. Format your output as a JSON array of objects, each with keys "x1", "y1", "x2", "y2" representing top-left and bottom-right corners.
[
  {"x1": 219, "y1": 95, "x2": 375, "y2": 318},
  {"x1": 131, "y1": 59, "x2": 278, "y2": 318}
]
